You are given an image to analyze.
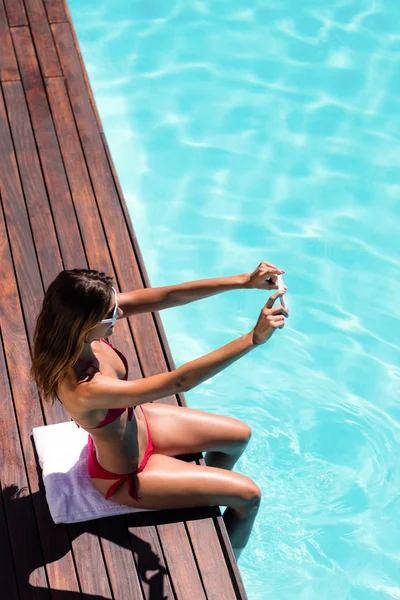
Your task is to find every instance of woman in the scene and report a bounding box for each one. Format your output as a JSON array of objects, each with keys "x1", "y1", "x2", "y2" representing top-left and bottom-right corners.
[{"x1": 30, "y1": 263, "x2": 288, "y2": 560}]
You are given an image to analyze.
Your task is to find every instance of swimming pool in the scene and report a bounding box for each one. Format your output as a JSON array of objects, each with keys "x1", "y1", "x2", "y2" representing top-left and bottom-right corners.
[{"x1": 68, "y1": 1, "x2": 400, "y2": 598}]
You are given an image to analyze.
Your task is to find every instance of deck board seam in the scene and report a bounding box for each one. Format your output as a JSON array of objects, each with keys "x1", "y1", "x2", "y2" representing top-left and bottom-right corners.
[
  {"x1": 152, "y1": 522, "x2": 179, "y2": 600},
  {"x1": 95, "y1": 522, "x2": 117, "y2": 600},
  {"x1": 50, "y1": 18, "x2": 104, "y2": 133},
  {"x1": 1, "y1": 77, "x2": 67, "y2": 281},
  {"x1": 211, "y1": 511, "x2": 244, "y2": 599},
  {"x1": 3, "y1": 19, "x2": 22, "y2": 81},
  {"x1": 35, "y1": 70, "x2": 119, "y2": 590},
  {"x1": 0, "y1": 84, "x2": 48, "y2": 345},
  {"x1": 3, "y1": 35, "x2": 113, "y2": 595},
  {"x1": 0, "y1": 488, "x2": 21, "y2": 599},
  {"x1": 10, "y1": 26, "x2": 91, "y2": 275},
  {"x1": 183, "y1": 516, "x2": 210, "y2": 599},
  {"x1": 43, "y1": 73, "x2": 101, "y2": 218},
  {"x1": 42, "y1": 72, "x2": 122, "y2": 317},
  {"x1": 47, "y1": 71, "x2": 152, "y2": 403},
  {"x1": 0, "y1": 87, "x2": 87, "y2": 593},
  {"x1": 21, "y1": 69, "x2": 91, "y2": 270},
  {"x1": 43, "y1": 73, "x2": 107, "y2": 245},
  {"x1": 2, "y1": 0, "x2": 28, "y2": 28},
  {"x1": 40, "y1": 70, "x2": 146, "y2": 593},
  {"x1": 0, "y1": 306, "x2": 51, "y2": 594}
]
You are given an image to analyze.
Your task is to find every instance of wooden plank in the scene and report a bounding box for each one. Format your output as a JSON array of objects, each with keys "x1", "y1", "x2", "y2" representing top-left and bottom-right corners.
[
  {"x1": 0, "y1": 410, "x2": 27, "y2": 600},
  {"x1": 1, "y1": 76, "x2": 72, "y2": 425},
  {"x1": 120, "y1": 513, "x2": 176, "y2": 600},
  {"x1": 64, "y1": 523, "x2": 112, "y2": 598},
  {"x1": 23, "y1": 0, "x2": 62, "y2": 77},
  {"x1": 43, "y1": 0, "x2": 67, "y2": 22},
  {"x1": 0, "y1": 85, "x2": 83, "y2": 596},
  {"x1": 59, "y1": 0, "x2": 103, "y2": 132},
  {"x1": 209, "y1": 510, "x2": 248, "y2": 600},
  {"x1": 6, "y1": 28, "x2": 129, "y2": 598},
  {"x1": 0, "y1": 198, "x2": 53, "y2": 597},
  {"x1": 0, "y1": 86, "x2": 45, "y2": 353},
  {"x1": 10, "y1": 25, "x2": 85, "y2": 275},
  {"x1": 127, "y1": 508, "x2": 209, "y2": 600},
  {"x1": 0, "y1": 0, "x2": 19, "y2": 80},
  {"x1": 44, "y1": 65, "x2": 158, "y2": 600},
  {"x1": 0, "y1": 79, "x2": 82, "y2": 590},
  {"x1": 93, "y1": 516, "x2": 151, "y2": 600},
  {"x1": 44, "y1": 75, "x2": 143, "y2": 378},
  {"x1": 51, "y1": 21, "x2": 176, "y2": 386},
  {"x1": 3, "y1": 80, "x2": 63, "y2": 292},
  {"x1": 10, "y1": 23, "x2": 166, "y2": 598},
  {"x1": 185, "y1": 511, "x2": 239, "y2": 600},
  {"x1": 3, "y1": 0, "x2": 27, "y2": 25},
  {"x1": 53, "y1": 19, "x2": 244, "y2": 599}
]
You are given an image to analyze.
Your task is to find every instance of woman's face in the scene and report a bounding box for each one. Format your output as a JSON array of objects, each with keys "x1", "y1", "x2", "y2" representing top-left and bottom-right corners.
[{"x1": 85, "y1": 294, "x2": 124, "y2": 341}]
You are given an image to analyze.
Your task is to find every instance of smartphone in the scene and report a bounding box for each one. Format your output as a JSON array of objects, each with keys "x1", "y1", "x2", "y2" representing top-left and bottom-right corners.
[{"x1": 277, "y1": 274, "x2": 287, "y2": 309}]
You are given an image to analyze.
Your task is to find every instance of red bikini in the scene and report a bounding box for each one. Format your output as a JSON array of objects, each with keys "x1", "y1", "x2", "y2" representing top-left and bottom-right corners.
[
  {"x1": 74, "y1": 338, "x2": 134, "y2": 429},
  {"x1": 74, "y1": 338, "x2": 154, "y2": 501}
]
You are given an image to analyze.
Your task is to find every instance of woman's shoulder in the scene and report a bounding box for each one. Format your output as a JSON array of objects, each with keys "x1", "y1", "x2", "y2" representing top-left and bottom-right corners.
[
  {"x1": 58, "y1": 371, "x2": 113, "y2": 430},
  {"x1": 57, "y1": 365, "x2": 99, "y2": 414}
]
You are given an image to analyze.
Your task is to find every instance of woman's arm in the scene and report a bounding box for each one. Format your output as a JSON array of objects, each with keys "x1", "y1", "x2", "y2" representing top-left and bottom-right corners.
[
  {"x1": 117, "y1": 272, "x2": 250, "y2": 317},
  {"x1": 80, "y1": 331, "x2": 257, "y2": 410}
]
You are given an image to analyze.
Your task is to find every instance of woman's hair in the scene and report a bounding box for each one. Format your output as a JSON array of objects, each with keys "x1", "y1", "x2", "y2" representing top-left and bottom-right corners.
[{"x1": 30, "y1": 269, "x2": 114, "y2": 405}]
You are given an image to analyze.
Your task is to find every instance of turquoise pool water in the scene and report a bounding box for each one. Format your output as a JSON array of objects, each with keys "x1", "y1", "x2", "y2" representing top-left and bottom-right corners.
[{"x1": 68, "y1": 2, "x2": 400, "y2": 598}]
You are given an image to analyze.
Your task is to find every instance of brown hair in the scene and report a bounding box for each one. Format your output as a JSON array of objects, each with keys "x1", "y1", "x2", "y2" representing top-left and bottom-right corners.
[{"x1": 30, "y1": 269, "x2": 114, "y2": 405}]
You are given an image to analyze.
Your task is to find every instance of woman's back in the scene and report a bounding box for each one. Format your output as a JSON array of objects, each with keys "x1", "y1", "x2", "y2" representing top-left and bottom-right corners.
[
  {"x1": 56, "y1": 338, "x2": 148, "y2": 474},
  {"x1": 73, "y1": 338, "x2": 133, "y2": 429}
]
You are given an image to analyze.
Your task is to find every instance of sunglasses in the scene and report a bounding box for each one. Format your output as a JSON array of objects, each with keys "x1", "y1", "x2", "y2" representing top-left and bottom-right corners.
[{"x1": 99, "y1": 287, "x2": 118, "y2": 327}]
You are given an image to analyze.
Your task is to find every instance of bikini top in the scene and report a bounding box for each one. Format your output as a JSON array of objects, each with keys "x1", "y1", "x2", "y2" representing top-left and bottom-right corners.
[{"x1": 59, "y1": 338, "x2": 133, "y2": 429}]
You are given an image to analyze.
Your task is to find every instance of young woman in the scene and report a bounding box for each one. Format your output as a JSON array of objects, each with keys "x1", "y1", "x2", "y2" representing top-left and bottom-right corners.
[{"x1": 30, "y1": 263, "x2": 288, "y2": 559}]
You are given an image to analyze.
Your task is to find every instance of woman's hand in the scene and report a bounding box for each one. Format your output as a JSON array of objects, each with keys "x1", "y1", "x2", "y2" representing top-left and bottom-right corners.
[
  {"x1": 251, "y1": 289, "x2": 289, "y2": 345},
  {"x1": 245, "y1": 261, "x2": 287, "y2": 291}
]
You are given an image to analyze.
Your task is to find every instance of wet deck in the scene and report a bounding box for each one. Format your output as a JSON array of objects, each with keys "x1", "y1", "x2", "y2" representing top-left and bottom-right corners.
[{"x1": 0, "y1": 0, "x2": 248, "y2": 598}]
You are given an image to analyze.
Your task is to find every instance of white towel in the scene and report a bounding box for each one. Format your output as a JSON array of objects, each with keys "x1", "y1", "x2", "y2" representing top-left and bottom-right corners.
[{"x1": 32, "y1": 420, "x2": 158, "y2": 524}]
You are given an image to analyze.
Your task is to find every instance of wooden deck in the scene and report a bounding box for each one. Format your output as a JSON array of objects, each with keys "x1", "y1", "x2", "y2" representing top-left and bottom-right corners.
[{"x1": 0, "y1": 1, "x2": 249, "y2": 598}]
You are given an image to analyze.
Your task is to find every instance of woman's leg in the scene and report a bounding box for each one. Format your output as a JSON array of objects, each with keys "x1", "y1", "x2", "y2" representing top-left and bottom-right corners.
[
  {"x1": 223, "y1": 497, "x2": 261, "y2": 560},
  {"x1": 204, "y1": 441, "x2": 248, "y2": 471}
]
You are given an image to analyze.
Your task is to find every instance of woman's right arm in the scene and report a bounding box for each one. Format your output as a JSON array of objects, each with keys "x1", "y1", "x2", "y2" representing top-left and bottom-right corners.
[
  {"x1": 81, "y1": 289, "x2": 288, "y2": 410},
  {"x1": 80, "y1": 331, "x2": 256, "y2": 409}
]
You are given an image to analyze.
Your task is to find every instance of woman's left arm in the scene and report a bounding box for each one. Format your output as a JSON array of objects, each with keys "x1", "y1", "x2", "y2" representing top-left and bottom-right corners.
[
  {"x1": 117, "y1": 261, "x2": 285, "y2": 317},
  {"x1": 117, "y1": 272, "x2": 251, "y2": 317}
]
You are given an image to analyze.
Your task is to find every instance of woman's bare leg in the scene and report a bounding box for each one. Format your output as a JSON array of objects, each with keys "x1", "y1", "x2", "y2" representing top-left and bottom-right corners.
[
  {"x1": 205, "y1": 442, "x2": 259, "y2": 557},
  {"x1": 223, "y1": 497, "x2": 261, "y2": 560},
  {"x1": 204, "y1": 440, "x2": 248, "y2": 471}
]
